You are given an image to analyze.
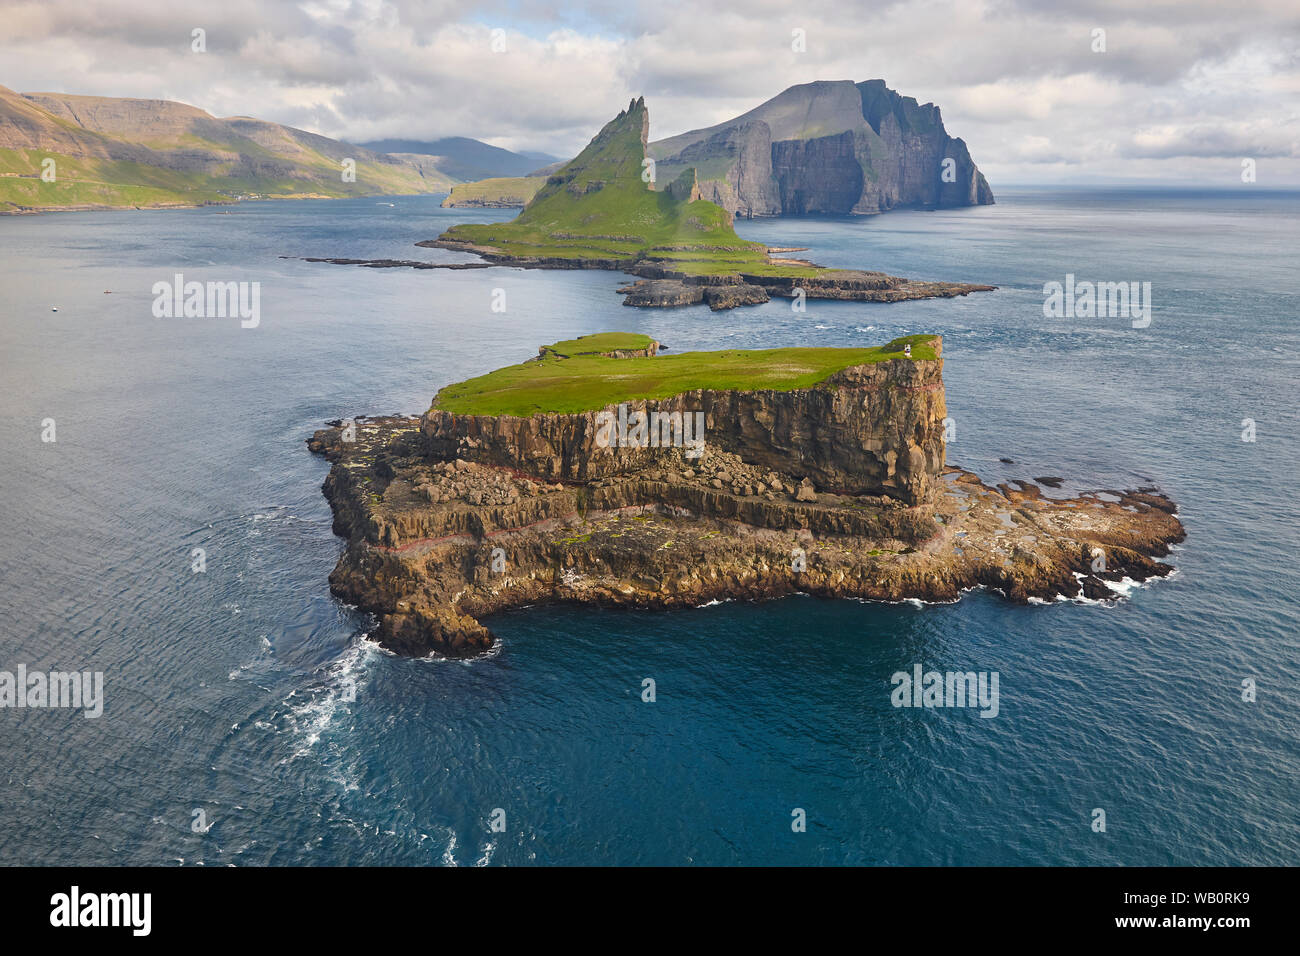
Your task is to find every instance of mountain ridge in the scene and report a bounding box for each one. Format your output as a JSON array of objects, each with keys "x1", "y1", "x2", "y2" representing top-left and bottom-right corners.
[
  {"x1": 0, "y1": 85, "x2": 450, "y2": 212},
  {"x1": 358, "y1": 135, "x2": 557, "y2": 181}
]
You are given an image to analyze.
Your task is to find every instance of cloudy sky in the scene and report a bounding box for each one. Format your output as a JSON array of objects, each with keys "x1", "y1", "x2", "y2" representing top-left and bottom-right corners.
[{"x1": 2, "y1": 0, "x2": 1297, "y2": 184}]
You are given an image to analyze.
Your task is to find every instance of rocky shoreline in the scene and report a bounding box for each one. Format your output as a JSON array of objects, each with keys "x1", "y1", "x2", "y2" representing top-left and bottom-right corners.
[
  {"x1": 279, "y1": 255, "x2": 493, "y2": 270},
  {"x1": 420, "y1": 236, "x2": 994, "y2": 309},
  {"x1": 616, "y1": 270, "x2": 993, "y2": 310},
  {"x1": 296, "y1": 94, "x2": 996, "y2": 311},
  {"x1": 291, "y1": 244, "x2": 992, "y2": 309},
  {"x1": 307, "y1": 336, "x2": 1183, "y2": 657}
]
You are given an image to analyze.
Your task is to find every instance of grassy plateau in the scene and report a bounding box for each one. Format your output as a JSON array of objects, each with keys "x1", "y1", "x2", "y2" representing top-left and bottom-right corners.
[{"x1": 431, "y1": 332, "x2": 938, "y2": 416}]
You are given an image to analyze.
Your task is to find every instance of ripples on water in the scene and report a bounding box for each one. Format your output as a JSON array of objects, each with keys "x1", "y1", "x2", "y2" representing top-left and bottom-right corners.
[{"x1": 0, "y1": 190, "x2": 1296, "y2": 864}]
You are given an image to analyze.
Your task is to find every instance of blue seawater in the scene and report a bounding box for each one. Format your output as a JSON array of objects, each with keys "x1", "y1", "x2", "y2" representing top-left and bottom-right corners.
[{"x1": 0, "y1": 189, "x2": 1296, "y2": 865}]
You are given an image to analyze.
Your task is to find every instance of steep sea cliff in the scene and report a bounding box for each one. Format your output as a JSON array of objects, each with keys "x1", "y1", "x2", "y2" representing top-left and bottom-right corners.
[{"x1": 309, "y1": 335, "x2": 1183, "y2": 656}]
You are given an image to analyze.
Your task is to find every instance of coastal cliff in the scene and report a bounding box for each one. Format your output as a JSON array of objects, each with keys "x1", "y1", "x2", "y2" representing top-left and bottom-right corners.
[
  {"x1": 309, "y1": 334, "x2": 1184, "y2": 657},
  {"x1": 441, "y1": 80, "x2": 994, "y2": 217},
  {"x1": 423, "y1": 341, "x2": 945, "y2": 504},
  {"x1": 653, "y1": 79, "x2": 995, "y2": 217},
  {"x1": 424, "y1": 97, "x2": 994, "y2": 310},
  {"x1": 439, "y1": 176, "x2": 544, "y2": 208}
]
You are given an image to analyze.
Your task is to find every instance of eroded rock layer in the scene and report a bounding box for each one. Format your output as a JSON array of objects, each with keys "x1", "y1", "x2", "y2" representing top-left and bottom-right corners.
[
  {"x1": 423, "y1": 342, "x2": 946, "y2": 504},
  {"x1": 309, "y1": 343, "x2": 1184, "y2": 657}
]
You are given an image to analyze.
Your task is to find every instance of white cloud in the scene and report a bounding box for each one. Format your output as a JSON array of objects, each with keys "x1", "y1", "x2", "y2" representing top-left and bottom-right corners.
[{"x1": 0, "y1": 0, "x2": 1296, "y2": 183}]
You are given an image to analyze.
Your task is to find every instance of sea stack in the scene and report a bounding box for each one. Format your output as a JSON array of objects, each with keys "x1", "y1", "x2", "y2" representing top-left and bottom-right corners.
[{"x1": 309, "y1": 334, "x2": 1183, "y2": 657}]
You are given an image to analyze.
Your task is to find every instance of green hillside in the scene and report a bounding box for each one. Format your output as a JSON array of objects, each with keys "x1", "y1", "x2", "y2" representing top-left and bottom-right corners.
[
  {"x1": 0, "y1": 86, "x2": 448, "y2": 212},
  {"x1": 437, "y1": 97, "x2": 771, "y2": 272}
]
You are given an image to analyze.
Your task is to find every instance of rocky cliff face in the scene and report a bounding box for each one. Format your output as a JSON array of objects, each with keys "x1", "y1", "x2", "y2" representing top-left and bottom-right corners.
[
  {"x1": 668, "y1": 121, "x2": 781, "y2": 216},
  {"x1": 770, "y1": 129, "x2": 869, "y2": 215},
  {"x1": 649, "y1": 79, "x2": 993, "y2": 217},
  {"x1": 423, "y1": 338, "x2": 946, "y2": 505},
  {"x1": 855, "y1": 80, "x2": 993, "y2": 211},
  {"x1": 308, "y1": 335, "x2": 1184, "y2": 658},
  {"x1": 309, "y1": 421, "x2": 1184, "y2": 658}
]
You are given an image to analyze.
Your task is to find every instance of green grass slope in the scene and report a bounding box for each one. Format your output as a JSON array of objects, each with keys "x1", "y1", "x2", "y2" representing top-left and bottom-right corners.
[
  {"x1": 437, "y1": 98, "x2": 770, "y2": 271},
  {"x1": 0, "y1": 86, "x2": 445, "y2": 211},
  {"x1": 432, "y1": 332, "x2": 938, "y2": 416}
]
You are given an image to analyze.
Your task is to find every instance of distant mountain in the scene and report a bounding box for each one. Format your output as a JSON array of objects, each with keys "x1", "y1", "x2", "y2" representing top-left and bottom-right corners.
[
  {"x1": 0, "y1": 85, "x2": 450, "y2": 213},
  {"x1": 442, "y1": 80, "x2": 993, "y2": 217},
  {"x1": 648, "y1": 80, "x2": 993, "y2": 217},
  {"x1": 358, "y1": 136, "x2": 558, "y2": 182},
  {"x1": 433, "y1": 97, "x2": 753, "y2": 266},
  {"x1": 431, "y1": 96, "x2": 993, "y2": 312},
  {"x1": 526, "y1": 159, "x2": 566, "y2": 177}
]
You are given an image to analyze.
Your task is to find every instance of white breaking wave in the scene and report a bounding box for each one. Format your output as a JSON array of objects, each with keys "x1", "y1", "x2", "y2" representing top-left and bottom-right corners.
[{"x1": 282, "y1": 639, "x2": 377, "y2": 760}]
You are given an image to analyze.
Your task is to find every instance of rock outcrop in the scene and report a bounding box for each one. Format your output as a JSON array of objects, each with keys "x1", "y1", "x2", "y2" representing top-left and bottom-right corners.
[
  {"x1": 612, "y1": 268, "x2": 992, "y2": 309},
  {"x1": 423, "y1": 336, "x2": 946, "y2": 505},
  {"x1": 309, "y1": 337, "x2": 1184, "y2": 658},
  {"x1": 665, "y1": 166, "x2": 705, "y2": 203},
  {"x1": 649, "y1": 79, "x2": 994, "y2": 218},
  {"x1": 418, "y1": 96, "x2": 995, "y2": 310},
  {"x1": 664, "y1": 121, "x2": 781, "y2": 217}
]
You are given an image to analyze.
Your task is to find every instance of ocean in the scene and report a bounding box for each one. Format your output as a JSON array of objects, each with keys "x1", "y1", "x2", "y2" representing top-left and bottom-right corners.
[{"x1": 0, "y1": 188, "x2": 1296, "y2": 865}]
